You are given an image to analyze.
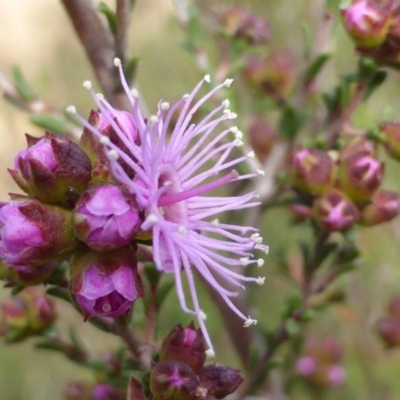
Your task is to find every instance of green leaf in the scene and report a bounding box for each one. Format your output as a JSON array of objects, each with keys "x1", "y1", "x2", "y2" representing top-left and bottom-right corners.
[
  {"x1": 312, "y1": 242, "x2": 338, "y2": 268},
  {"x1": 285, "y1": 318, "x2": 301, "y2": 336},
  {"x1": 88, "y1": 317, "x2": 112, "y2": 333},
  {"x1": 279, "y1": 105, "x2": 304, "y2": 140},
  {"x1": 364, "y1": 70, "x2": 387, "y2": 100},
  {"x1": 68, "y1": 327, "x2": 85, "y2": 355},
  {"x1": 12, "y1": 66, "x2": 36, "y2": 101},
  {"x1": 29, "y1": 114, "x2": 68, "y2": 134},
  {"x1": 304, "y1": 53, "x2": 330, "y2": 84},
  {"x1": 123, "y1": 57, "x2": 140, "y2": 85},
  {"x1": 46, "y1": 287, "x2": 72, "y2": 303},
  {"x1": 281, "y1": 293, "x2": 303, "y2": 319},
  {"x1": 143, "y1": 262, "x2": 161, "y2": 286},
  {"x1": 98, "y1": 2, "x2": 117, "y2": 34}
]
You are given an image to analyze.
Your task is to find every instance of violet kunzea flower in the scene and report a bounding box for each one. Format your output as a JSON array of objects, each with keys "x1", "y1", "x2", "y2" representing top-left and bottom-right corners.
[
  {"x1": 9, "y1": 132, "x2": 91, "y2": 206},
  {"x1": 70, "y1": 248, "x2": 144, "y2": 319},
  {"x1": 0, "y1": 200, "x2": 77, "y2": 267},
  {"x1": 73, "y1": 184, "x2": 141, "y2": 251},
  {"x1": 67, "y1": 58, "x2": 268, "y2": 356}
]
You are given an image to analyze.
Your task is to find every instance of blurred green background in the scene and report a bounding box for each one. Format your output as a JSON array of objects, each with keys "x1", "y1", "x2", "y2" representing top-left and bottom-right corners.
[{"x1": 2, "y1": 0, "x2": 400, "y2": 399}]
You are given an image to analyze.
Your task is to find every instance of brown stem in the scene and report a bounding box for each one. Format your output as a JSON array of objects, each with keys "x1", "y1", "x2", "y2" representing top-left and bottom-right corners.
[
  {"x1": 113, "y1": 317, "x2": 152, "y2": 371},
  {"x1": 115, "y1": 0, "x2": 132, "y2": 66},
  {"x1": 144, "y1": 285, "x2": 158, "y2": 346}
]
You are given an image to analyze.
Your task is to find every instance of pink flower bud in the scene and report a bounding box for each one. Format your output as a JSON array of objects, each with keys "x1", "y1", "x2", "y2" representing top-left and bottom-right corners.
[
  {"x1": 296, "y1": 356, "x2": 317, "y2": 377},
  {"x1": 92, "y1": 383, "x2": 124, "y2": 400},
  {"x1": 221, "y1": 6, "x2": 270, "y2": 44},
  {"x1": 80, "y1": 109, "x2": 138, "y2": 184},
  {"x1": 341, "y1": 0, "x2": 392, "y2": 49},
  {"x1": 160, "y1": 322, "x2": 207, "y2": 374},
  {"x1": 376, "y1": 317, "x2": 400, "y2": 347},
  {"x1": 313, "y1": 189, "x2": 360, "y2": 231},
  {"x1": 380, "y1": 121, "x2": 400, "y2": 161},
  {"x1": 71, "y1": 248, "x2": 144, "y2": 319},
  {"x1": 359, "y1": 189, "x2": 399, "y2": 225},
  {"x1": 291, "y1": 148, "x2": 335, "y2": 195},
  {"x1": 0, "y1": 200, "x2": 77, "y2": 266},
  {"x1": 7, "y1": 263, "x2": 56, "y2": 286},
  {"x1": 388, "y1": 296, "x2": 400, "y2": 319},
  {"x1": 243, "y1": 52, "x2": 296, "y2": 100},
  {"x1": 73, "y1": 184, "x2": 141, "y2": 251},
  {"x1": 247, "y1": 116, "x2": 277, "y2": 163},
  {"x1": 9, "y1": 132, "x2": 92, "y2": 206},
  {"x1": 63, "y1": 382, "x2": 92, "y2": 400},
  {"x1": 327, "y1": 365, "x2": 346, "y2": 387},
  {"x1": 149, "y1": 360, "x2": 198, "y2": 400},
  {"x1": 338, "y1": 150, "x2": 383, "y2": 202},
  {"x1": 198, "y1": 363, "x2": 243, "y2": 399}
]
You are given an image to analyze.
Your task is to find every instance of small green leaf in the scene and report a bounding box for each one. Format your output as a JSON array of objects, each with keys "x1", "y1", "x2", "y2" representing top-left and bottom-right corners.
[
  {"x1": 46, "y1": 287, "x2": 72, "y2": 303},
  {"x1": 98, "y1": 2, "x2": 117, "y2": 34},
  {"x1": 123, "y1": 57, "x2": 140, "y2": 85},
  {"x1": 304, "y1": 53, "x2": 330, "y2": 84},
  {"x1": 156, "y1": 281, "x2": 174, "y2": 308},
  {"x1": 69, "y1": 327, "x2": 85, "y2": 355},
  {"x1": 281, "y1": 293, "x2": 303, "y2": 319},
  {"x1": 312, "y1": 242, "x2": 338, "y2": 268},
  {"x1": 279, "y1": 105, "x2": 304, "y2": 140},
  {"x1": 12, "y1": 66, "x2": 36, "y2": 101},
  {"x1": 364, "y1": 70, "x2": 387, "y2": 100},
  {"x1": 29, "y1": 114, "x2": 68, "y2": 134},
  {"x1": 285, "y1": 318, "x2": 301, "y2": 336}
]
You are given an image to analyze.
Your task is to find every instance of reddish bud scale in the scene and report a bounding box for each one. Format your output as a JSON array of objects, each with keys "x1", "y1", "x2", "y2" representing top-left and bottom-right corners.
[
  {"x1": 247, "y1": 116, "x2": 277, "y2": 163},
  {"x1": 380, "y1": 121, "x2": 400, "y2": 161},
  {"x1": 376, "y1": 317, "x2": 400, "y2": 347}
]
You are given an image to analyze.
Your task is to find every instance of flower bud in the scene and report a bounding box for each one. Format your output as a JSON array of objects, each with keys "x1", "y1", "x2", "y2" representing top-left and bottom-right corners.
[
  {"x1": 327, "y1": 365, "x2": 346, "y2": 387},
  {"x1": 247, "y1": 116, "x2": 277, "y2": 163},
  {"x1": 338, "y1": 150, "x2": 383, "y2": 202},
  {"x1": 359, "y1": 189, "x2": 399, "y2": 225},
  {"x1": 296, "y1": 356, "x2": 317, "y2": 377},
  {"x1": 80, "y1": 110, "x2": 138, "y2": 184},
  {"x1": 291, "y1": 148, "x2": 335, "y2": 195},
  {"x1": 243, "y1": 52, "x2": 296, "y2": 100},
  {"x1": 380, "y1": 121, "x2": 400, "y2": 161},
  {"x1": 313, "y1": 189, "x2": 360, "y2": 231},
  {"x1": 221, "y1": 6, "x2": 270, "y2": 44},
  {"x1": 376, "y1": 317, "x2": 400, "y2": 347},
  {"x1": 198, "y1": 364, "x2": 243, "y2": 399},
  {"x1": 92, "y1": 383, "x2": 124, "y2": 400},
  {"x1": 341, "y1": 0, "x2": 392, "y2": 49},
  {"x1": 388, "y1": 296, "x2": 400, "y2": 319},
  {"x1": 149, "y1": 360, "x2": 198, "y2": 400},
  {"x1": 0, "y1": 287, "x2": 56, "y2": 342},
  {"x1": 160, "y1": 322, "x2": 207, "y2": 374},
  {"x1": 291, "y1": 204, "x2": 313, "y2": 221},
  {"x1": 63, "y1": 382, "x2": 92, "y2": 400},
  {"x1": 9, "y1": 132, "x2": 92, "y2": 206},
  {"x1": 73, "y1": 184, "x2": 141, "y2": 251},
  {"x1": 70, "y1": 247, "x2": 144, "y2": 319},
  {"x1": 0, "y1": 200, "x2": 77, "y2": 267},
  {"x1": 6, "y1": 263, "x2": 56, "y2": 286}
]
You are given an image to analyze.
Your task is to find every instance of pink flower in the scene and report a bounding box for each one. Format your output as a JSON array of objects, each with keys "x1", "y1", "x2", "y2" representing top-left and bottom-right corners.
[{"x1": 68, "y1": 59, "x2": 268, "y2": 355}]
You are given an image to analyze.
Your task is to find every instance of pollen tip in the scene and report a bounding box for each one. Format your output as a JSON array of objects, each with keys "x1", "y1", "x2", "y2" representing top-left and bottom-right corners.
[
  {"x1": 160, "y1": 101, "x2": 170, "y2": 110},
  {"x1": 163, "y1": 180, "x2": 172, "y2": 187},
  {"x1": 257, "y1": 259, "x2": 265, "y2": 267},
  {"x1": 66, "y1": 105, "x2": 77, "y2": 114},
  {"x1": 199, "y1": 310, "x2": 207, "y2": 320},
  {"x1": 247, "y1": 151, "x2": 255, "y2": 159},
  {"x1": 256, "y1": 276, "x2": 265, "y2": 286},
  {"x1": 99, "y1": 135, "x2": 110, "y2": 145},
  {"x1": 228, "y1": 112, "x2": 238, "y2": 120},
  {"x1": 265, "y1": 246, "x2": 270, "y2": 255},
  {"x1": 205, "y1": 349, "x2": 215, "y2": 358},
  {"x1": 211, "y1": 218, "x2": 219, "y2": 226},
  {"x1": 234, "y1": 130, "x2": 243, "y2": 140},
  {"x1": 150, "y1": 115, "x2": 159, "y2": 124},
  {"x1": 107, "y1": 149, "x2": 119, "y2": 160},
  {"x1": 233, "y1": 138, "x2": 244, "y2": 147},
  {"x1": 222, "y1": 99, "x2": 230, "y2": 109},
  {"x1": 240, "y1": 257, "x2": 250, "y2": 266},
  {"x1": 204, "y1": 74, "x2": 211, "y2": 83},
  {"x1": 113, "y1": 57, "x2": 122, "y2": 67},
  {"x1": 183, "y1": 93, "x2": 190, "y2": 100},
  {"x1": 178, "y1": 226, "x2": 187, "y2": 235},
  {"x1": 224, "y1": 78, "x2": 234, "y2": 87},
  {"x1": 83, "y1": 80, "x2": 92, "y2": 90},
  {"x1": 131, "y1": 88, "x2": 139, "y2": 98},
  {"x1": 257, "y1": 169, "x2": 265, "y2": 176},
  {"x1": 96, "y1": 93, "x2": 104, "y2": 100},
  {"x1": 230, "y1": 126, "x2": 239, "y2": 133},
  {"x1": 147, "y1": 214, "x2": 158, "y2": 224},
  {"x1": 244, "y1": 317, "x2": 257, "y2": 327}
]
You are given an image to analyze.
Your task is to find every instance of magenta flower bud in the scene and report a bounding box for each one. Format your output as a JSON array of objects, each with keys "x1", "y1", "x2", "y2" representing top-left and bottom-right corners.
[
  {"x1": 70, "y1": 248, "x2": 144, "y2": 319},
  {"x1": 291, "y1": 204, "x2": 313, "y2": 221},
  {"x1": 359, "y1": 189, "x2": 399, "y2": 226},
  {"x1": 127, "y1": 376, "x2": 146, "y2": 400},
  {"x1": 313, "y1": 189, "x2": 360, "y2": 231},
  {"x1": 92, "y1": 383, "x2": 124, "y2": 400},
  {"x1": 63, "y1": 382, "x2": 92, "y2": 400},
  {"x1": 0, "y1": 200, "x2": 77, "y2": 267},
  {"x1": 80, "y1": 109, "x2": 138, "y2": 184},
  {"x1": 7, "y1": 263, "x2": 56, "y2": 287},
  {"x1": 149, "y1": 360, "x2": 198, "y2": 400},
  {"x1": 198, "y1": 363, "x2": 243, "y2": 399},
  {"x1": 341, "y1": 0, "x2": 392, "y2": 49},
  {"x1": 73, "y1": 184, "x2": 141, "y2": 251},
  {"x1": 247, "y1": 116, "x2": 277, "y2": 163},
  {"x1": 9, "y1": 132, "x2": 92, "y2": 206},
  {"x1": 222, "y1": 6, "x2": 270, "y2": 44},
  {"x1": 160, "y1": 321, "x2": 207, "y2": 374},
  {"x1": 296, "y1": 356, "x2": 317, "y2": 377},
  {"x1": 327, "y1": 365, "x2": 346, "y2": 387},
  {"x1": 291, "y1": 148, "x2": 335, "y2": 195},
  {"x1": 338, "y1": 150, "x2": 383, "y2": 202},
  {"x1": 376, "y1": 317, "x2": 400, "y2": 347},
  {"x1": 380, "y1": 121, "x2": 400, "y2": 161}
]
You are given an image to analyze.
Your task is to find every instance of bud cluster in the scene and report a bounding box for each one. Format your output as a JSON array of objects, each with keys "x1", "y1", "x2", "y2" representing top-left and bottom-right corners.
[
  {"x1": 150, "y1": 322, "x2": 243, "y2": 400},
  {"x1": 295, "y1": 336, "x2": 346, "y2": 388},
  {"x1": 341, "y1": 0, "x2": 400, "y2": 67},
  {"x1": 0, "y1": 109, "x2": 145, "y2": 322},
  {"x1": 290, "y1": 138, "x2": 399, "y2": 231},
  {"x1": 376, "y1": 295, "x2": 400, "y2": 347}
]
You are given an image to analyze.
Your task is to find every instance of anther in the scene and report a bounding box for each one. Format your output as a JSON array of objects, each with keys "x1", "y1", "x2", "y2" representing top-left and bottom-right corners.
[
  {"x1": 131, "y1": 88, "x2": 139, "y2": 98},
  {"x1": 99, "y1": 136, "x2": 110, "y2": 145},
  {"x1": 247, "y1": 151, "x2": 255, "y2": 159},
  {"x1": 256, "y1": 277, "x2": 265, "y2": 285},
  {"x1": 199, "y1": 310, "x2": 207, "y2": 320},
  {"x1": 96, "y1": 93, "x2": 104, "y2": 100},
  {"x1": 211, "y1": 219, "x2": 219, "y2": 226},
  {"x1": 66, "y1": 105, "x2": 77, "y2": 114},
  {"x1": 107, "y1": 149, "x2": 119, "y2": 160},
  {"x1": 150, "y1": 115, "x2": 159, "y2": 124},
  {"x1": 113, "y1": 58, "x2": 122, "y2": 67},
  {"x1": 224, "y1": 78, "x2": 234, "y2": 87},
  {"x1": 257, "y1": 169, "x2": 265, "y2": 176},
  {"x1": 222, "y1": 99, "x2": 230, "y2": 109},
  {"x1": 240, "y1": 257, "x2": 250, "y2": 266},
  {"x1": 161, "y1": 101, "x2": 170, "y2": 110},
  {"x1": 204, "y1": 74, "x2": 211, "y2": 83},
  {"x1": 83, "y1": 81, "x2": 92, "y2": 90},
  {"x1": 205, "y1": 349, "x2": 215, "y2": 358},
  {"x1": 257, "y1": 259, "x2": 265, "y2": 267}
]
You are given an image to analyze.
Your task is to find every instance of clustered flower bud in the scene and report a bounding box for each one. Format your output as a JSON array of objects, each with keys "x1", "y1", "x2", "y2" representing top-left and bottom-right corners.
[
  {"x1": 150, "y1": 323, "x2": 243, "y2": 399},
  {"x1": 296, "y1": 336, "x2": 346, "y2": 388},
  {"x1": 247, "y1": 116, "x2": 277, "y2": 163},
  {"x1": 63, "y1": 381, "x2": 125, "y2": 400},
  {"x1": 0, "y1": 287, "x2": 56, "y2": 342},
  {"x1": 376, "y1": 295, "x2": 400, "y2": 347}
]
